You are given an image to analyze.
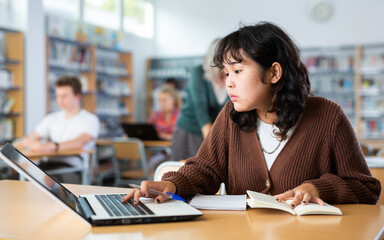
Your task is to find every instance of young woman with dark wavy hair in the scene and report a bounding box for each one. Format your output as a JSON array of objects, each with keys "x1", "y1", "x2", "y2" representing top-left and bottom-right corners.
[{"x1": 124, "y1": 22, "x2": 381, "y2": 208}]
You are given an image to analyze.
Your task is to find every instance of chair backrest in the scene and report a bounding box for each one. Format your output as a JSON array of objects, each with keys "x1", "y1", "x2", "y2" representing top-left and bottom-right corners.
[
  {"x1": 153, "y1": 161, "x2": 184, "y2": 181},
  {"x1": 114, "y1": 141, "x2": 143, "y2": 160},
  {"x1": 113, "y1": 137, "x2": 149, "y2": 180}
]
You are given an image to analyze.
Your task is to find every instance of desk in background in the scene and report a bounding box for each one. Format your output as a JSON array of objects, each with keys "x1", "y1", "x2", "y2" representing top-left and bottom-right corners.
[
  {"x1": 18, "y1": 148, "x2": 94, "y2": 185},
  {"x1": 0, "y1": 180, "x2": 383, "y2": 240},
  {"x1": 96, "y1": 138, "x2": 172, "y2": 148}
]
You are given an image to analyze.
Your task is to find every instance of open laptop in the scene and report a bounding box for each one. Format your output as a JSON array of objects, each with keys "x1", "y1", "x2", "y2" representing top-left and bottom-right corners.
[
  {"x1": 121, "y1": 123, "x2": 161, "y2": 140},
  {"x1": 0, "y1": 143, "x2": 202, "y2": 226}
]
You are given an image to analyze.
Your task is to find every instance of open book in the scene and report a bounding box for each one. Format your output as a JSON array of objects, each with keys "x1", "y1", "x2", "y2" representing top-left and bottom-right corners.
[{"x1": 247, "y1": 190, "x2": 342, "y2": 216}]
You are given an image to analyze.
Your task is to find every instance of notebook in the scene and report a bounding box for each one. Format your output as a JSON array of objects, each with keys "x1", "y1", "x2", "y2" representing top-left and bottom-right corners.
[
  {"x1": 121, "y1": 123, "x2": 161, "y2": 140},
  {"x1": 0, "y1": 143, "x2": 202, "y2": 226}
]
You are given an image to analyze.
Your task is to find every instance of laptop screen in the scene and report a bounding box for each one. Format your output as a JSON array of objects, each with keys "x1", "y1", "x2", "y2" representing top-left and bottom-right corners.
[
  {"x1": 0, "y1": 144, "x2": 86, "y2": 220},
  {"x1": 121, "y1": 123, "x2": 160, "y2": 140}
]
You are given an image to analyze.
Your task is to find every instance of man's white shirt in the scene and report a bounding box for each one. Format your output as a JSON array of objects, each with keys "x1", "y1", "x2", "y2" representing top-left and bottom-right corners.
[{"x1": 35, "y1": 109, "x2": 100, "y2": 167}]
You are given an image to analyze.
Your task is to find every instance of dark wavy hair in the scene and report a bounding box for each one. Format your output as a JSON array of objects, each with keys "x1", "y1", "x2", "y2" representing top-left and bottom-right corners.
[{"x1": 213, "y1": 22, "x2": 310, "y2": 141}]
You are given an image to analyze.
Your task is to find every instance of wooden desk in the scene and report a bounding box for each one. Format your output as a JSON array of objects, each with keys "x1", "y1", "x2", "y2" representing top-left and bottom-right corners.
[
  {"x1": 1, "y1": 180, "x2": 383, "y2": 240},
  {"x1": 19, "y1": 148, "x2": 93, "y2": 160},
  {"x1": 17, "y1": 148, "x2": 94, "y2": 185},
  {"x1": 97, "y1": 138, "x2": 172, "y2": 147}
]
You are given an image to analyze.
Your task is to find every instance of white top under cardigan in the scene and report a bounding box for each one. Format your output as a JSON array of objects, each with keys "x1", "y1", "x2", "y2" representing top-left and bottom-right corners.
[{"x1": 257, "y1": 119, "x2": 297, "y2": 170}]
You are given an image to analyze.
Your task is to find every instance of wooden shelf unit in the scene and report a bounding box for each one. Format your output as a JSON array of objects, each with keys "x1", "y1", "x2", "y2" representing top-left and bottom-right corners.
[
  {"x1": 302, "y1": 45, "x2": 384, "y2": 150},
  {"x1": 46, "y1": 36, "x2": 96, "y2": 113},
  {"x1": 0, "y1": 28, "x2": 24, "y2": 141},
  {"x1": 355, "y1": 44, "x2": 384, "y2": 150},
  {"x1": 95, "y1": 46, "x2": 133, "y2": 138}
]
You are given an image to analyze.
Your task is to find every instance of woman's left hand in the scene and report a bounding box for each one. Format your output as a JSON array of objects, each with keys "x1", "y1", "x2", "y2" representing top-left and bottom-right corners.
[{"x1": 273, "y1": 183, "x2": 325, "y2": 209}]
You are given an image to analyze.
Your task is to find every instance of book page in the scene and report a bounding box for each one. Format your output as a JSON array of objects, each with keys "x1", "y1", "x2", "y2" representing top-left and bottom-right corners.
[
  {"x1": 246, "y1": 190, "x2": 342, "y2": 216},
  {"x1": 246, "y1": 190, "x2": 295, "y2": 215},
  {"x1": 188, "y1": 194, "x2": 247, "y2": 210},
  {"x1": 285, "y1": 200, "x2": 342, "y2": 216}
]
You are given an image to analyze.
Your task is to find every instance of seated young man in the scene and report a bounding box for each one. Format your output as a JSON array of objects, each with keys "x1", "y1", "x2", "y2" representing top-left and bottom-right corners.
[{"x1": 20, "y1": 75, "x2": 100, "y2": 183}]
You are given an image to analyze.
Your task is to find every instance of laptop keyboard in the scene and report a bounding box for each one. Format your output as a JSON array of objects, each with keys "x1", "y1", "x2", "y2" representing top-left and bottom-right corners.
[{"x1": 95, "y1": 194, "x2": 154, "y2": 217}]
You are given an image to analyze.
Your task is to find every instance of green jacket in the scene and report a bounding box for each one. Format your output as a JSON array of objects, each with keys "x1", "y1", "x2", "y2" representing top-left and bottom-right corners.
[{"x1": 177, "y1": 65, "x2": 227, "y2": 135}]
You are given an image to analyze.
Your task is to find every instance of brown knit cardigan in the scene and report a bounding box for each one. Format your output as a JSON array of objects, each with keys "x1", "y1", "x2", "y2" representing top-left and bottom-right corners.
[{"x1": 162, "y1": 96, "x2": 381, "y2": 204}]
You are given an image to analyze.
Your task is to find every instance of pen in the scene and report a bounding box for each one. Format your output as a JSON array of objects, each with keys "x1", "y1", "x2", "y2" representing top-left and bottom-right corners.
[{"x1": 129, "y1": 184, "x2": 185, "y2": 202}]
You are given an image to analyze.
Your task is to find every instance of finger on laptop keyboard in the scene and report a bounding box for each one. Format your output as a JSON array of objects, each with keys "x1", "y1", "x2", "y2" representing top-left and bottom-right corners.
[{"x1": 122, "y1": 188, "x2": 137, "y2": 203}]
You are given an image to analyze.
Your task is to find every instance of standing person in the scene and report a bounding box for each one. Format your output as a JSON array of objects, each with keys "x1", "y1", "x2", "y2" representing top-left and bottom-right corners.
[
  {"x1": 124, "y1": 22, "x2": 381, "y2": 207},
  {"x1": 171, "y1": 39, "x2": 228, "y2": 161},
  {"x1": 20, "y1": 75, "x2": 100, "y2": 183}
]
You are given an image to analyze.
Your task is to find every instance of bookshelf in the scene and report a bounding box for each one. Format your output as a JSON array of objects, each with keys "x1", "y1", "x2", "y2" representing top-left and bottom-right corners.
[
  {"x1": 0, "y1": 27, "x2": 24, "y2": 143},
  {"x1": 96, "y1": 46, "x2": 133, "y2": 138},
  {"x1": 47, "y1": 36, "x2": 96, "y2": 113},
  {"x1": 356, "y1": 44, "x2": 384, "y2": 148},
  {"x1": 302, "y1": 45, "x2": 384, "y2": 150},
  {"x1": 302, "y1": 47, "x2": 356, "y2": 126},
  {"x1": 46, "y1": 36, "x2": 134, "y2": 138},
  {"x1": 146, "y1": 56, "x2": 203, "y2": 117}
]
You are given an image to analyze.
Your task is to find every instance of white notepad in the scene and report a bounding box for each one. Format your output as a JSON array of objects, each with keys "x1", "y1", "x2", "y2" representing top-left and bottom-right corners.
[{"x1": 188, "y1": 194, "x2": 247, "y2": 210}]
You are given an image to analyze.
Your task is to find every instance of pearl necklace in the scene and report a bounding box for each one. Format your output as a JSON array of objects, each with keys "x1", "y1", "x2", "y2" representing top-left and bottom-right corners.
[{"x1": 256, "y1": 129, "x2": 282, "y2": 154}]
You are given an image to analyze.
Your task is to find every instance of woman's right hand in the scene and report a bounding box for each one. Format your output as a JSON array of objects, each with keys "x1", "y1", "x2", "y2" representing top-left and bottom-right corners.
[{"x1": 122, "y1": 180, "x2": 177, "y2": 204}]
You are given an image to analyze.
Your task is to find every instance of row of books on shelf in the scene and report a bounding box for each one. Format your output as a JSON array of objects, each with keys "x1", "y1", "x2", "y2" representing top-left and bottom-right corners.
[
  {"x1": 311, "y1": 76, "x2": 354, "y2": 93},
  {"x1": 96, "y1": 99, "x2": 129, "y2": 116},
  {"x1": 48, "y1": 40, "x2": 92, "y2": 71},
  {"x1": 361, "y1": 97, "x2": 384, "y2": 118},
  {"x1": 149, "y1": 68, "x2": 191, "y2": 79},
  {"x1": 302, "y1": 55, "x2": 355, "y2": 73},
  {"x1": 361, "y1": 119, "x2": 384, "y2": 139},
  {"x1": 0, "y1": 91, "x2": 14, "y2": 114},
  {"x1": 48, "y1": 72, "x2": 90, "y2": 93},
  {"x1": 97, "y1": 80, "x2": 131, "y2": 97},
  {"x1": 96, "y1": 50, "x2": 128, "y2": 76},
  {"x1": 0, "y1": 69, "x2": 13, "y2": 88},
  {"x1": 360, "y1": 78, "x2": 384, "y2": 96},
  {"x1": 361, "y1": 51, "x2": 384, "y2": 72},
  {"x1": 0, "y1": 119, "x2": 13, "y2": 141},
  {"x1": 46, "y1": 14, "x2": 122, "y2": 49}
]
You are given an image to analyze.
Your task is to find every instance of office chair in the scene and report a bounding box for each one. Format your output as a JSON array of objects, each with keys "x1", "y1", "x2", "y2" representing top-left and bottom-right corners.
[{"x1": 153, "y1": 161, "x2": 184, "y2": 181}]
